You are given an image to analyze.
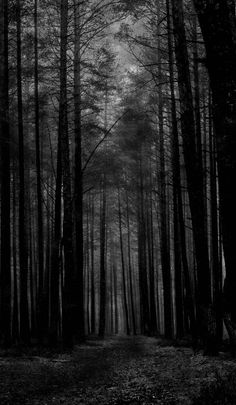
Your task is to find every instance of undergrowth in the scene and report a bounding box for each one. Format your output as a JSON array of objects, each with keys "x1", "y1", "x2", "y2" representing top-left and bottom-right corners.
[{"x1": 193, "y1": 370, "x2": 236, "y2": 405}]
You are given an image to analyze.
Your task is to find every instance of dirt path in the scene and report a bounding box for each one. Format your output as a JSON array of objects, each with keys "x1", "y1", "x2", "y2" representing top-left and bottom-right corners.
[{"x1": 0, "y1": 336, "x2": 236, "y2": 404}]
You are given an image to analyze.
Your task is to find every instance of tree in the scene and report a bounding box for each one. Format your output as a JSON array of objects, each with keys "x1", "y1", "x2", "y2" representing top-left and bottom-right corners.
[
  {"x1": 171, "y1": 0, "x2": 214, "y2": 352},
  {"x1": 34, "y1": 0, "x2": 45, "y2": 342},
  {"x1": 17, "y1": 0, "x2": 30, "y2": 344},
  {"x1": 0, "y1": 0, "x2": 11, "y2": 347},
  {"x1": 193, "y1": 0, "x2": 236, "y2": 353},
  {"x1": 73, "y1": 0, "x2": 85, "y2": 342}
]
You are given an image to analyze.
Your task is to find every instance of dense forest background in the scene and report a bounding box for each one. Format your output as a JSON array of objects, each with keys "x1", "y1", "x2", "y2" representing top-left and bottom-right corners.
[{"x1": 0, "y1": 0, "x2": 235, "y2": 356}]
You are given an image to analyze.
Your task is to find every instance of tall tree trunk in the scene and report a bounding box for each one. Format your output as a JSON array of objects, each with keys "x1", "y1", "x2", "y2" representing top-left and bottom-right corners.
[
  {"x1": 34, "y1": 0, "x2": 45, "y2": 342},
  {"x1": 171, "y1": 0, "x2": 213, "y2": 352},
  {"x1": 158, "y1": 53, "x2": 172, "y2": 339},
  {"x1": 118, "y1": 188, "x2": 130, "y2": 335},
  {"x1": 17, "y1": 0, "x2": 30, "y2": 344},
  {"x1": 137, "y1": 157, "x2": 150, "y2": 335},
  {"x1": 193, "y1": 0, "x2": 236, "y2": 355},
  {"x1": 209, "y1": 94, "x2": 222, "y2": 344},
  {"x1": 113, "y1": 254, "x2": 119, "y2": 334},
  {"x1": 192, "y1": 16, "x2": 203, "y2": 172},
  {"x1": 166, "y1": 0, "x2": 195, "y2": 339},
  {"x1": 45, "y1": 176, "x2": 52, "y2": 335},
  {"x1": 146, "y1": 178, "x2": 157, "y2": 336},
  {"x1": 0, "y1": 0, "x2": 11, "y2": 346},
  {"x1": 126, "y1": 191, "x2": 136, "y2": 335},
  {"x1": 99, "y1": 179, "x2": 106, "y2": 337},
  {"x1": 90, "y1": 192, "x2": 95, "y2": 334},
  {"x1": 58, "y1": 0, "x2": 74, "y2": 348},
  {"x1": 50, "y1": 118, "x2": 62, "y2": 346},
  {"x1": 73, "y1": 0, "x2": 84, "y2": 341},
  {"x1": 12, "y1": 165, "x2": 19, "y2": 342}
]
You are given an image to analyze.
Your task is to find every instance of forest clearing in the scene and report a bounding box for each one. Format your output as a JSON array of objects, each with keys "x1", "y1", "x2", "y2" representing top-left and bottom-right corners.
[{"x1": 1, "y1": 335, "x2": 236, "y2": 405}]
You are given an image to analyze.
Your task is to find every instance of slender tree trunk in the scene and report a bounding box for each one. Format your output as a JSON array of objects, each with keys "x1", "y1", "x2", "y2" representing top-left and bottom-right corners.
[
  {"x1": 118, "y1": 188, "x2": 130, "y2": 335},
  {"x1": 73, "y1": 0, "x2": 84, "y2": 341},
  {"x1": 85, "y1": 201, "x2": 90, "y2": 335},
  {"x1": 16, "y1": 0, "x2": 30, "y2": 344},
  {"x1": 58, "y1": 0, "x2": 74, "y2": 348},
  {"x1": 99, "y1": 179, "x2": 106, "y2": 337},
  {"x1": 158, "y1": 53, "x2": 172, "y2": 339},
  {"x1": 146, "y1": 178, "x2": 157, "y2": 336},
  {"x1": 137, "y1": 157, "x2": 150, "y2": 335},
  {"x1": 34, "y1": 0, "x2": 45, "y2": 342},
  {"x1": 113, "y1": 255, "x2": 119, "y2": 334},
  {"x1": 193, "y1": 16, "x2": 203, "y2": 172},
  {"x1": 126, "y1": 191, "x2": 136, "y2": 335},
  {"x1": 45, "y1": 176, "x2": 52, "y2": 335},
  {"x1": 90, "y1": 192, "x2": 95, "y2": 334},
  {"x1": 12, "y1": 165, "x2": 19, "y2": 342},
  {"x1": 0, "y1": 0, "x2": 11, "y2": 346},
  {"x1": 50, "y1": 119, "x2": 62, "y2": 346},
  {"x1": 209, "y1": 92, "x2": 222, "y2": 344}
]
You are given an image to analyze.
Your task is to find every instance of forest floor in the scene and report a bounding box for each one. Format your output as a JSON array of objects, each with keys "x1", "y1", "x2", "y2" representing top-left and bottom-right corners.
[{"x1": 1, "y1": 336, "x2": 236, "y2": 405}]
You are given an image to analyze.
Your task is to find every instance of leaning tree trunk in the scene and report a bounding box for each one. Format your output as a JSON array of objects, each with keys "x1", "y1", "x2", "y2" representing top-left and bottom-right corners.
[{"x1": 193, "y1": 0, "x2": 236, "y2": 354}]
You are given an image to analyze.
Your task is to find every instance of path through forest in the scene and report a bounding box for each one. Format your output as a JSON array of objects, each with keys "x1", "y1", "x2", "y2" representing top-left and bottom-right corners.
[{"x1": 1, "y1": 336, "x2": 236, "y2": 404}]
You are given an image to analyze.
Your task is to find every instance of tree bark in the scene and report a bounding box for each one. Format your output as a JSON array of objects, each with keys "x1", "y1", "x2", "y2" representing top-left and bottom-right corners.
[
  {"x1": 34, "y1": 0, "x2": 45, "y2": 343},
  {"x1": 73, "y1": 0, "x2": 84, "y2": 341},
  {"x1": 171, "y1": 0, "x2": 214, "y2": 352},
  {"x1": 118, "y1": 187, "x2": 130, "y2": 335},
  {"x1": 158, "y1": 52, "x2": 172, "y2": 339},
  {"x1": 126, "y1": 191, "x2": 136, "y2": 335},
  {"x1": 193, "y1": 0, "x2": 236, "y2": 354},
  {"x1": 0, "y1": 0, "x2": 11, "y2": 347},
  {"x1": 90, "y1": 192, "x2": 95, "y2": 334},
  {"x1": 137, "y1": 156, "x2": 150, "y2": 335},
  {"x1": 59, "y1": 0, "x2": 74, "y2": 348},
  {"x1": 17, "y1": 0, "x2": 30, "y2": 344},
  {"x1": 99, "y1": 179, "x2": 106, "y2": 337}
]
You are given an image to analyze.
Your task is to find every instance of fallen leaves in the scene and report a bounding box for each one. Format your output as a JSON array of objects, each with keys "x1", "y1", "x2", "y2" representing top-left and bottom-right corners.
[{"x1": 0, "y1": 336, "x2": 236, "y2": 404}]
